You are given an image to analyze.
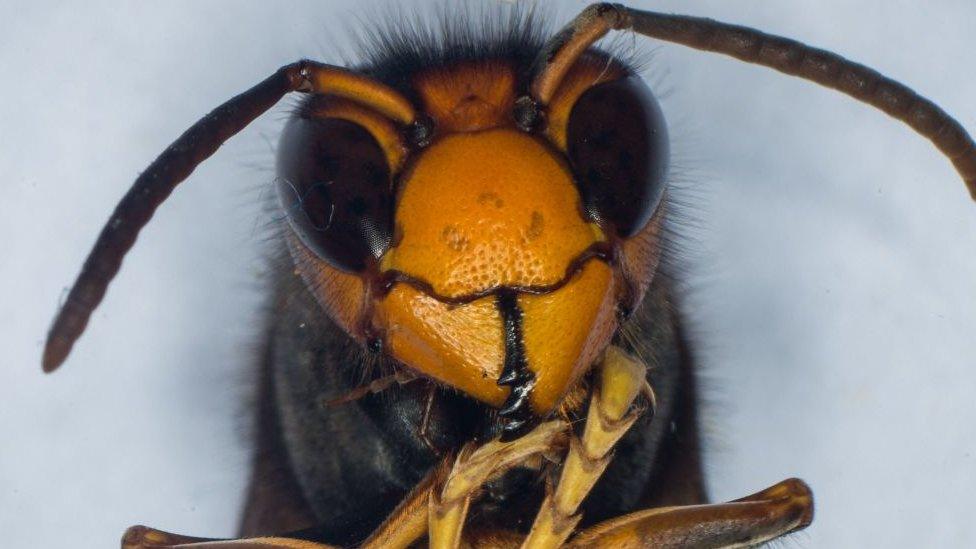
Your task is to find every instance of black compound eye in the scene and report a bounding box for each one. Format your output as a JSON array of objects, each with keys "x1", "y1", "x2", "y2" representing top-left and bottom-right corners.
[
  {"x1": 567, "y1": 75, "x2": 669, "y2": 237},
  {"x1": 276, "y1": 117, "x2": 393, "y2": 272}
]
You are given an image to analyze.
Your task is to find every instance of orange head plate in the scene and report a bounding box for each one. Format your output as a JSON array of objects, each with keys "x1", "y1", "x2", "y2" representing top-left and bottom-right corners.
[{"x1": 288, "y1": 57, "x2": 663, "y2": 425}]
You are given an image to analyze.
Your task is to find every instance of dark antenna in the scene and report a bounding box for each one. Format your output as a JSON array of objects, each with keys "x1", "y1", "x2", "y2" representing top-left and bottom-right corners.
[
  {"x1": 42, "y1": 61, "x2": 416, "y2": 372},
  {"x1": 531, "y1": 3, "x2": 976, "y2": 198}
]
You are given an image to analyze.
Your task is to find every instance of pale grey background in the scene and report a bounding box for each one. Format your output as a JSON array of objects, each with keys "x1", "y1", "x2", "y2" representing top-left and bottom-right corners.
[{"x1": 2, "y1": 1, "x2": 974, "y2": 548}]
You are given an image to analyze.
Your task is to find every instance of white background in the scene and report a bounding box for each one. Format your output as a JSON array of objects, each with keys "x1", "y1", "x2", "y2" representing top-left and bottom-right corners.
[{"x1": 2, "y1": 1, "x2": 974, "y2": 547}]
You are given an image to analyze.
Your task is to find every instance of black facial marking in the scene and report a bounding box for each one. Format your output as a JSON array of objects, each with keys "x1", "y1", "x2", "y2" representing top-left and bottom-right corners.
[
  {"x1": 514, "y1": 95, "x2": 546, "y2": 132},
  {"x1": 366, "y1": 337, "x2": 383, "y2": 354},
  {"x1": 406, "y1": 115, "x2": 435, "y2": 148},
  {"x1": 495, "y1": 289, "x2": 537, "y2": 439}
]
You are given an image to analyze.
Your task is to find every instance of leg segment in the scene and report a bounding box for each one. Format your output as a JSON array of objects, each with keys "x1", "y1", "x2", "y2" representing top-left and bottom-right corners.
[
  {"x1": 322, "y1": 370, "x2": 418, "y2": 407},
  {"x1": 428, "y1": 420, "x2": 568, "y2": 549},
  {"x1": 122, "y1": 525, "x2": 337, "y2": 549},
  {"x1": 566, "y1": 478, "x2": 814, "y2": 548},
  {"x1": 522, "y1": 346, "x2": 649, "y2": 549}
]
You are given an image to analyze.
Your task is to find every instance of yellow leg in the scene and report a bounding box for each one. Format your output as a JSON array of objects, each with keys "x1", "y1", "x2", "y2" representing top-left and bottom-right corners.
[
  {"x1": 428, "y1": 420, "x2": 568, "y2": 549},
  {"x1": 521, "y1": 346, "x2": 648, "y2": 549},
  {"x1": 121, "y1": 526, "x2": 337, "y2": 549},
  {"x1": 566, "y1": 478, "x2": 814, "y2": 548}
]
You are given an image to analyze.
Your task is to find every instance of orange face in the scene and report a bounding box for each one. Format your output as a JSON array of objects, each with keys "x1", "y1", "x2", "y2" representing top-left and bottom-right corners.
[{"x1": 284, "y1": 56, "x2": 666, "y2": 422}]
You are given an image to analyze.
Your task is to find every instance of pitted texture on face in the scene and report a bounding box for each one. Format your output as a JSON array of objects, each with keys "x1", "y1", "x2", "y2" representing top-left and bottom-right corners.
[
  {"x1": 376, "y1": 287, "x2": 508, "y2": 407},
  {"x1": 383, "y1": 129, "x2": 602, "y2": 298},
  {"x1": 520, "y1": 259, "x2": 617, "y2": 413}
]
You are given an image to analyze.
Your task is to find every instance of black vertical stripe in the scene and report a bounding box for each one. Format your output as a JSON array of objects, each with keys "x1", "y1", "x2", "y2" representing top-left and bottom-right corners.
[{"x1": 495, "y1": 289, "x2": 537, "y2": 438}]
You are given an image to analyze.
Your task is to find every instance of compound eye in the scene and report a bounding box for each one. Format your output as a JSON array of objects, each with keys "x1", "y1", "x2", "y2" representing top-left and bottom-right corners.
[
  {"x1": 276, "y1": 116, "x2": 393, "y2": 272},
  {"x1": 567, "y1": 76, "x2": 669, "y2": 237}
]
